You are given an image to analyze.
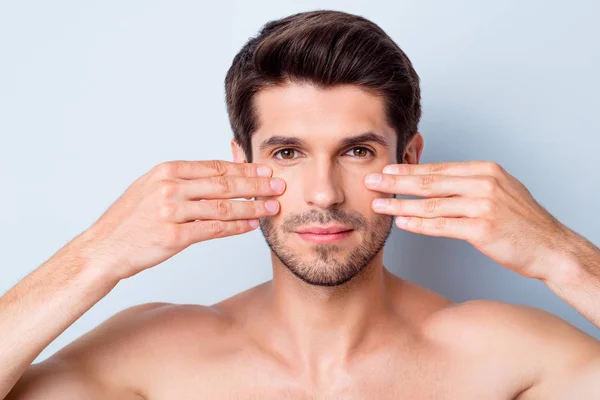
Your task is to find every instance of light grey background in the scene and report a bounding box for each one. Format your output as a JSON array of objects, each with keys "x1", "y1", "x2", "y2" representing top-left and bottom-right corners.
[{"x1": 1, "y1": 0, "x2": 598, "y2": 363}]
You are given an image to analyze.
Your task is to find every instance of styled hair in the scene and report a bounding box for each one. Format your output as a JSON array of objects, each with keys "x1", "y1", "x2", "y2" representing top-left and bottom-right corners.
[{"x1": 224, "y1": 10, "x2": 421, "y2": 162}]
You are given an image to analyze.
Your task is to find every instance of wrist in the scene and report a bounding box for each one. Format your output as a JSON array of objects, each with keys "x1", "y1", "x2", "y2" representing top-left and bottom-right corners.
[
  {"x1": 539, "y1": 229, "x2": 598, "y2": 289},
  {"x1": 61, "y1": 229, "x2": 124, "y2": 287}
]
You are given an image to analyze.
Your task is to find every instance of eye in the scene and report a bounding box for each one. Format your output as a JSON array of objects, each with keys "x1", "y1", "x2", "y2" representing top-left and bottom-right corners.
[
  {"x1": 273, "y1": 148, "x2": 298, "y2": 161},
  {"x1": 345, "y1": 146, "x2": 373, "y2": 158}
]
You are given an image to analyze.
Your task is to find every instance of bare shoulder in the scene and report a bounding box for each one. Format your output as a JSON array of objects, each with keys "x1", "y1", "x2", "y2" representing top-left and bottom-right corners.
[
  {"x1": 56, "y1": 301, "x2": 234, "y2": 357},
  {"x1": 425, "y1": 298, "x2": 599, "y2": 348},
  {"x1": 10, "y1": 302, "x2": 237, "y2": 399},
  {"x1": 71, "y1": 283, "x2": 272, "y2": 365},
  {"x1": 424, "y1": 299, "x2": 600, "y2": 398}
]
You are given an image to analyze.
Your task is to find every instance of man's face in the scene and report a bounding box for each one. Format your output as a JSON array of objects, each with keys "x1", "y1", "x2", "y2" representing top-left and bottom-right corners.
[{"x1": 247, "y1": 82, "x2": 398, "y2": 287}]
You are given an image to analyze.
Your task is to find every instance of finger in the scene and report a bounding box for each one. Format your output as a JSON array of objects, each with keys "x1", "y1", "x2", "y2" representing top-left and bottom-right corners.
[
  {"x1": 381, "y1": 160, "x2": 506, "y2": 178},
  {"x1": 394, "y1": 216, "x2": 482, "y2": 241},
  {"x1": 372, "y1": 197, "x2": 488, "y2": 218},
  {"x1": 154, "y1": 160, "x2": 273, "y2": 180},
  {"x1": 168, "y1": 199, "x2": 280, "y2": 223},
  {"x1": 181, "y1": 176, "x2": 286, "y2": 200},
  {"x1": 179, "y1": 219, "x2": 260, "y2": 246},
  {"x1": 365, "y1": 173, "x2": 498, "y2": 198}
]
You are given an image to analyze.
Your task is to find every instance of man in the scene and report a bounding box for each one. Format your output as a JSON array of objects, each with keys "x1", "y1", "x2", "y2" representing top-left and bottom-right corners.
[{"x1": 2, "y1": 9, "x2": 600, "y2": 399}]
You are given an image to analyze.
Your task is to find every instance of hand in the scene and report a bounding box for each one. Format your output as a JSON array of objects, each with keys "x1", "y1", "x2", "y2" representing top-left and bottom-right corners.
[
  {"x1": 365, "y1": 160, "x2": 571, "y2": 280},
  {"x1": 77, "y1": 160, "x2": 285, "y2": 280}
]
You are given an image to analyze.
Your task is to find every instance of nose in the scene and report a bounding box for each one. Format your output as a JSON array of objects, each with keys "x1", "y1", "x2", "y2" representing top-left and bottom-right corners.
[{"x1": 303, "y1": 158, "x2": 345, "y2": 209}]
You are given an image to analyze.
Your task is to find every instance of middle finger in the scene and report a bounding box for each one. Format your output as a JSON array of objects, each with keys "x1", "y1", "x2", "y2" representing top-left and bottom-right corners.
[
  {"x1": 365, "y1": 173, "x2": 488, "y2": 198},
  {"x1": 183, "y1": 176, "x2": 286, "y2": 200}
]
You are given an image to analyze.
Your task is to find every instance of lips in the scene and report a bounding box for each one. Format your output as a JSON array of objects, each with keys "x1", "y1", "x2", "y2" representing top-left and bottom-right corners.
[
  {"x1": 295, "y1": 225, "x2": 355, "y2": 244},
  {"x1": 295, "y1": 226, "x2": 353, "y2": 234}
]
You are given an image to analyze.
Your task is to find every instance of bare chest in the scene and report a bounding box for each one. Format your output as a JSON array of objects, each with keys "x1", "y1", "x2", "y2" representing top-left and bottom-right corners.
[{"x1": 142, "y1": 348, "x2": 527, "y2": 400}]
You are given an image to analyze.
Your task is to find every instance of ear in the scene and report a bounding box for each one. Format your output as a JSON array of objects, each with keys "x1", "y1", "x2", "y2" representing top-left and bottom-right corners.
[
  {"x1": 401, "y1": 132, "x2": 424, "y2": 164},
  {"x1": 231, "y1": 139, "x2": 248, "y2": 164}
]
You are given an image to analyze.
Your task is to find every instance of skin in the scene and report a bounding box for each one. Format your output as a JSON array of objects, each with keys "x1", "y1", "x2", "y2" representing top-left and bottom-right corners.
[{"x1": 4, "y1": 82, "x2": 600, "y2": 399}]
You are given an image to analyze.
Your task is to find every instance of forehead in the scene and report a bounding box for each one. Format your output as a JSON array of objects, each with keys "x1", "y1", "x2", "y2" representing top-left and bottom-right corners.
[{"x1": 252, "y1": 82, "x2": 396, "y2": 146}]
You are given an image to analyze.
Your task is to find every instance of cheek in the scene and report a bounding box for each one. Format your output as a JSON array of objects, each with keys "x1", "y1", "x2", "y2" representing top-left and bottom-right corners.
[
  {"x1": 255, "y1": 173, "x2": 300, "y2": 220},
  {"x1": 271, "y1": 166, "x2": 303, "y2": 199},
  {"x1": 342, "y1": 171, "x2": 384, "y2": 205}
]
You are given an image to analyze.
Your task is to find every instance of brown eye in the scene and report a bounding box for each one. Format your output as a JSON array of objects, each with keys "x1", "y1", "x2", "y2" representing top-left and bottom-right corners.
[
  {"x1": 275, "y1": 148, "x2": 296, "y2": 160},
  {"x1": 351, "y1": 147, "x2": 371, "y2": 157}
]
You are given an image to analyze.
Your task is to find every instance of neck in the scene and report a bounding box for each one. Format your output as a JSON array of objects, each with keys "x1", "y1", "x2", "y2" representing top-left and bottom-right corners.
[{"x1": 265, "y1": 251, "x2": 395, "y2": 369}]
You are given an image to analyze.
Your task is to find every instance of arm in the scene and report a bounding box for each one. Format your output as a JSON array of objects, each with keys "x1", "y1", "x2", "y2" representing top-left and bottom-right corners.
[
  {"x1": 1, "y1": 160, "x2": 282, "y2": 398},
  {"x1": 6, "y1": 358, "x2": 108, "y2": 400},
  {"x1": 0, "y1": 234, "x2": 120, "y2": 399},
  {"x1": 366, "y1": 160, "x2": 600, "y2": 329},
  {"x1": 540, "y1": 229, "x2": 600, "y2": 328}
]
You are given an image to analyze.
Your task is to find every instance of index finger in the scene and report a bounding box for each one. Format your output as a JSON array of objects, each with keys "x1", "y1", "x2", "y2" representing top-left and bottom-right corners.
[{"x1": 155, "y1": 160, "x2": 273, "y2": 179}]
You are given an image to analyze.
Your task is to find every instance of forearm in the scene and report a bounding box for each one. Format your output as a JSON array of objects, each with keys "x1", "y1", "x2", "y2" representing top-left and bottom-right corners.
[
  {"x1": 0, "y1": 236, "x2": 120, "y2": 399},
  {"x1": 542, "y1": 230, "x2": 600, "y2": 328}
]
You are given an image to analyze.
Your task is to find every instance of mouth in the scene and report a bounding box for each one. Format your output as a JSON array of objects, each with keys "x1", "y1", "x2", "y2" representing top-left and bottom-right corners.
[{"x1": 295, "y1": 225, "x2": 355, "y2": 244}]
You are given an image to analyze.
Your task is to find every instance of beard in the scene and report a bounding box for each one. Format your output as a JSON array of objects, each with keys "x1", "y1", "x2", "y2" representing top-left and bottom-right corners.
[{"x1": 259, "y1": 207, "x2": 394, "y2": 287}]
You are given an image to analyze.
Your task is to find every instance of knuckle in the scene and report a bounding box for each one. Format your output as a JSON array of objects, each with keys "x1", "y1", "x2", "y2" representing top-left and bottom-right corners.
[
  {"x1": 413, "y1": 217, "x2": 423, "y2": 229},
  {"x1": 206, "y1": 160, "x2": 227, "y2": 176},
  {"x1": 215, "y1": 200, "x2": 231, "y2": 217},
  {"x1": 153, "y1": 162, "x2": 178, "y2": 178},
  {"x1": 479, "y1": 199, "x2": 495, "y2": 215},
  {"x1": 163, "y1": 225, "x2": 184, "y2": 248},
  {"x1": 420, "y1": 175, "x2": 435, "y2": 191},
  {"x1": 236, "y1": 220, "x2": 249, "y2": 233},
  {"x1": 390, "y1": 199, "x2": 402, "y2": 213},
  {"x1": 214, "y1": 176, "x2": 232, "y2": 194},
  {"x1": 254, "y1": 178, "x2": 264, "y2": 193},
  {"x1": 158, "y1": 202, "x2": 179, "y2": 220},
  {"x1": 479, "y1": 177, "x2": 497, "y2": 195},
  {"x1": 477, "y1": 219, "x2": 494, "y2": 236},
  {"x1": 429, "y1": 163, "x2": 445, "y2": 174},
  {"x1": 486, "y1": 161, "x2": 503, "y2": 176},
  {"x1": 253, "y1": 201, "x2": 264, "y2": 216},
  {"x1": 434, "y1": 218, "x2": 447, "y2": 230},
  {"x1": 157, "y1": 179, "x2": 180, "y2": 198},
  {"x1": 209, "y1": 220, "x2": 225, "y2": 236},
  {"x1": 386, "y1": 174, "x2": 399, "y2": 189},
  {"x1": 424, "y1": 198, "x2": 439, "y2": 214}
]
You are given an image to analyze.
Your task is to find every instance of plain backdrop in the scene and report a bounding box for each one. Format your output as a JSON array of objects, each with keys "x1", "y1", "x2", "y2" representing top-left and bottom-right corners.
[{"x1": 1, "y1": 0, "x2": 599, "y2": 363}]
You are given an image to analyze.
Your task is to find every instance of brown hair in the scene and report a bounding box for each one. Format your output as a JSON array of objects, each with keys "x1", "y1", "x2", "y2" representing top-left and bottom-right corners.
[{"x1": 224, "y1": 10, "x2": 421, "y2": 163}]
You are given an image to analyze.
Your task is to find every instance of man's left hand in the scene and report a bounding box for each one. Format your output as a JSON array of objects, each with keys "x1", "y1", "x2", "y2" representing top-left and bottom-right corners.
[{"x1": 365, "y1": 160, "x2": 572, "y2": 280}]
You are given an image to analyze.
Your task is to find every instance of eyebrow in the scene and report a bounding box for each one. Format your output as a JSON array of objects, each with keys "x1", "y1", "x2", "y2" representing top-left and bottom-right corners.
[
  {"x1": 258, "y1": 132, "x2": 390, "y2": 152},
  {"x1": 340, "y1": 132, "x2": 390, "y2": 149},
  {"x1": 259, "y1": 136, "x2": 306, "y2": 152}
]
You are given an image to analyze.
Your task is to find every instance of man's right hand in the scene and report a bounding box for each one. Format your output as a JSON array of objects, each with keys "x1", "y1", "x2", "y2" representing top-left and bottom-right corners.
[
  {"x1": 1, "y1": 159, "x2": 284, "y2": 400},
  {"x1": 77, "y1": 160, "x2": 284, "y2": 281}
]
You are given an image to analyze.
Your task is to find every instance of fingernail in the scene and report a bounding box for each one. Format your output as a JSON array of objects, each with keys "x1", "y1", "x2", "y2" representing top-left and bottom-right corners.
[
  {"x1": 257, "y1": 166, "x2": 271, "y2": 177},
  {"x1": 383, "y1": 165, "x2": 399, "y2": 174},
  {"x1": 372, "y1": 198, "x2": 388, "y2": 210},
  {"x1": 265, "y1": 200, "x2": 279, "y2": 213},
  {"x1": 270, "y1": 178, "x2": 285, "y2": 193},
  {"x1": 365, "y1": 173, "x2": 382, "y2": 187},
  {"x1": 249, "y1": 219, "x2": 259, "y2": 229}
]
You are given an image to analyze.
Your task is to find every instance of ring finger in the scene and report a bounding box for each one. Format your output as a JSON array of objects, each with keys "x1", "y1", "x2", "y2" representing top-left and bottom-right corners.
[{"x1": 366, "y1": 174, "x2": 493, "y2": 198}]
